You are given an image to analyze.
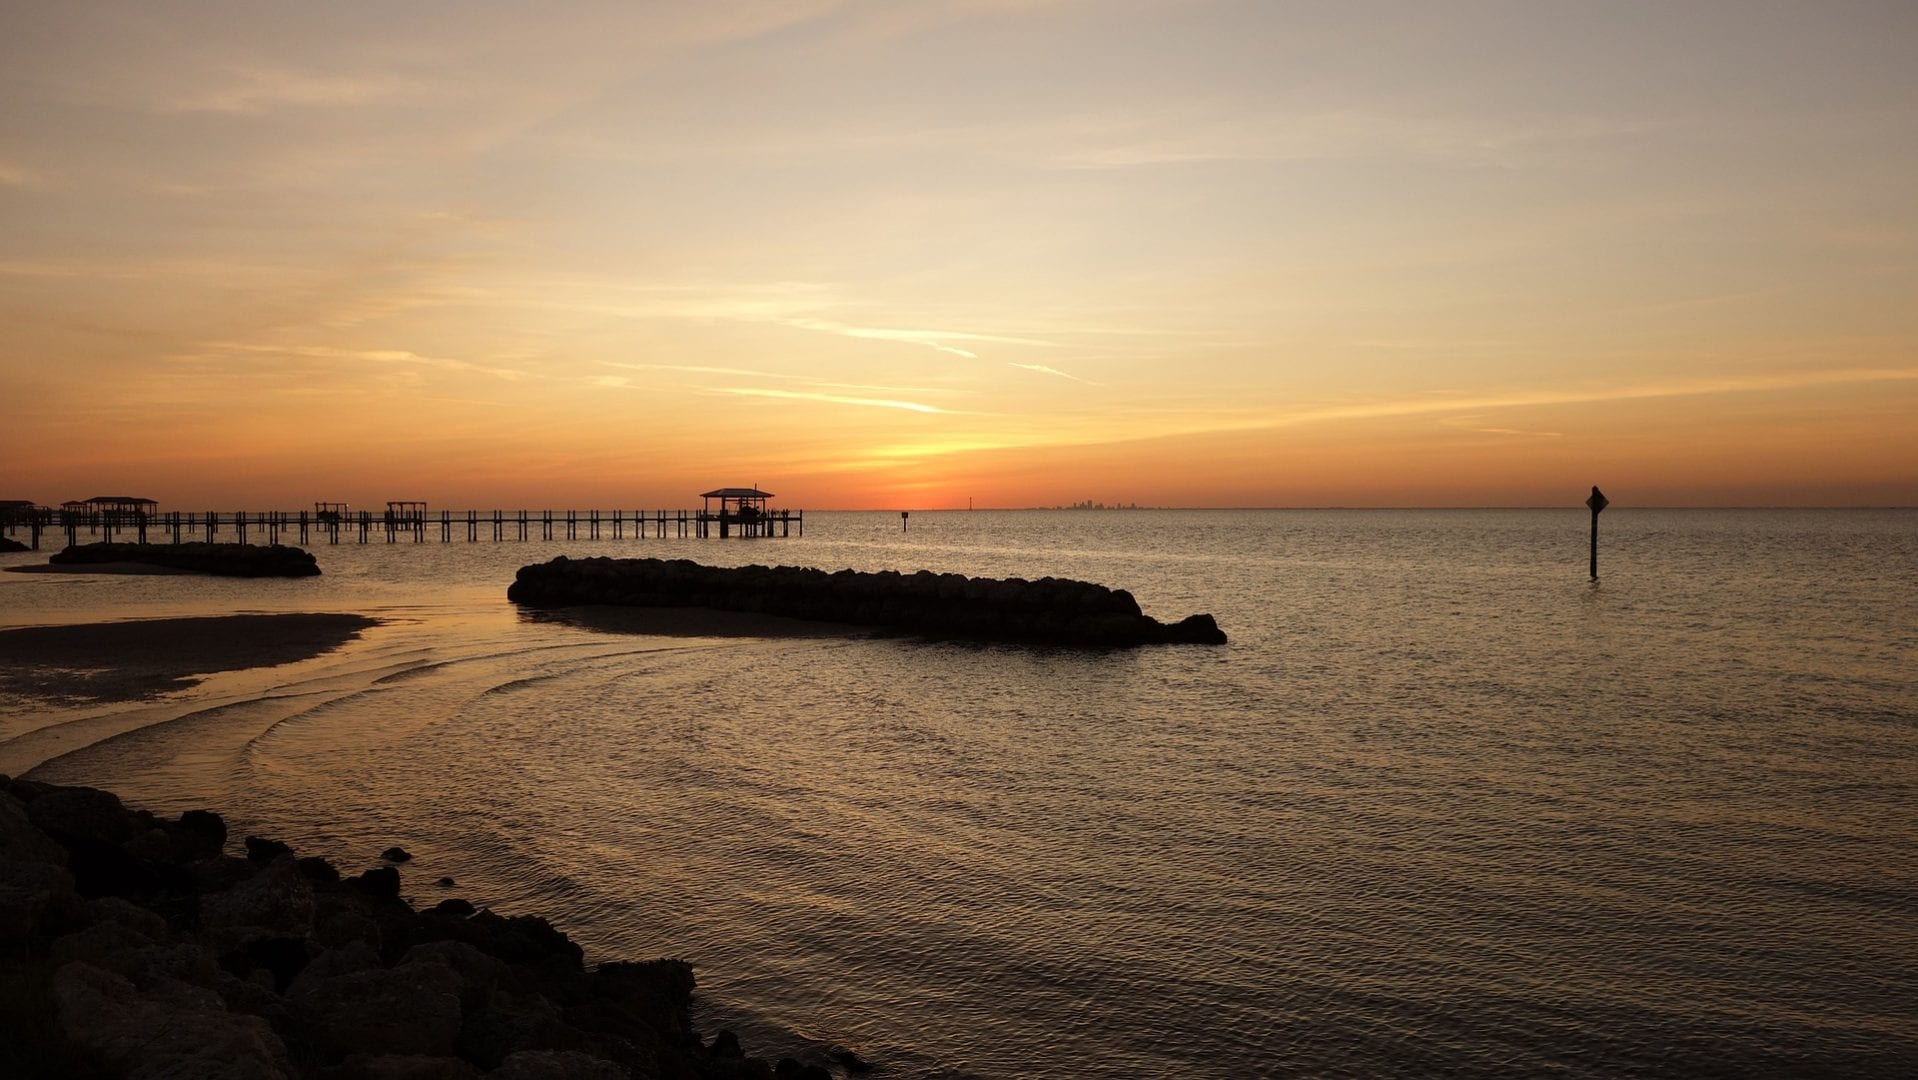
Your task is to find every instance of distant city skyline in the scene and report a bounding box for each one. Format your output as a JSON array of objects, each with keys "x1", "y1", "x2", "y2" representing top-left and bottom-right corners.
[{"x1": 3, "y1": 2, "x2": 1915, "y2": 508}]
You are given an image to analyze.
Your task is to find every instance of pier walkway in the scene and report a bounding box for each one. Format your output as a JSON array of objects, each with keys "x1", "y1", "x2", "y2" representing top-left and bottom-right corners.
[{"x1": 0, "y1": 508, "x2": 803, "y2": 550}]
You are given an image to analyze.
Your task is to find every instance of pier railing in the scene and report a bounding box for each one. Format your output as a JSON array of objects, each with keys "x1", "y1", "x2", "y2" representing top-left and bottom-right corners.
[{"x1": 0, "y1": 508, "x2": 803, "y2": 550}]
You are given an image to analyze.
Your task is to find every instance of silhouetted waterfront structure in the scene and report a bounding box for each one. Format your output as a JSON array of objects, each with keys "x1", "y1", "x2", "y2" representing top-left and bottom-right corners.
[
  {"x1": 18, "y1": 503, "x2": 803, "y2": 550},
  {"x1": 41, "y1": 496, "x2": 161, "y2": 545},
  {"x1": 0, "y1": 500, "x2": 51, "y2": 550},
  {"x1": 697, "y1": 487, "x2": 795, "y2": 538},
  {"x1": 385, "y1": 501, "x2": 428, "y2": 542},
  {"x1": 60, "y1": 496, "x2": 157, "y2": 525},
  {"x1": 1587, "y1": 485, "x2": 1609, "y2": 580}
]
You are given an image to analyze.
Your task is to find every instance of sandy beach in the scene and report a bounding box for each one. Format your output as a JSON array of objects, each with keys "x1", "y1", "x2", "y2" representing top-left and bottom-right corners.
[
  {"x1": 4, "y1": 561, "x2": 199, "y2": 575},
  {"x1": 0, "y1": 612, "x2": 380, "y2": 705}
]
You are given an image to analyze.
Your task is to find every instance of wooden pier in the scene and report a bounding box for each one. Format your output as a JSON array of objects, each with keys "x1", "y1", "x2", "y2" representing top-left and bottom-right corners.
[{"x1": 0, "y1": 507, "x2": 803, "y2": 551}]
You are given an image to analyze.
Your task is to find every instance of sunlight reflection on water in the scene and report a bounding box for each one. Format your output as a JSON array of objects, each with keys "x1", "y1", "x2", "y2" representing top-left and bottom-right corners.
[{"x1": 5, "y1": 509, "x2": 1916, "y2": 1077}]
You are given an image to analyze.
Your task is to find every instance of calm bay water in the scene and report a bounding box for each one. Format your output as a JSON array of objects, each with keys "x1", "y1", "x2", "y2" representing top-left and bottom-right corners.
[{"x1": 3, "y1": 509, "x2": 1915, "y2": 1077}]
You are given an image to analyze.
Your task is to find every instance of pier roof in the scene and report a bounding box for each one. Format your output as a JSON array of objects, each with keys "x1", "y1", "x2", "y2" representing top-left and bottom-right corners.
[{"x1": 701, "y1": 487, "x2": 773, "y2": 499}]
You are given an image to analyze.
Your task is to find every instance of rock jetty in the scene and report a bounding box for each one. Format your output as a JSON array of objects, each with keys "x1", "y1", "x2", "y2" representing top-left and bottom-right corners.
[
  {"x1": 0, "y1": 777, "x2": 827, "y2": 1079},
  {"x1": 508, "y1": 557, "x2": 1227, "y2": 646},
  {"x1": 50, "y1": 542, "x2": 321, "y2": 577}
]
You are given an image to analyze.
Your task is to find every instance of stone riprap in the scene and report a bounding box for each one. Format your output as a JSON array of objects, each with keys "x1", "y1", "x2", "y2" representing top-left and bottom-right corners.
[
  {"x1": 50, "y1": 542, "x2": 321, "y2": 577},
  {"x1": 0, "y1": 776, "x2": 834, "y2": 1079},
  {"x1": 508, "y1": 557, "x2": 1227, "y2": 646}
]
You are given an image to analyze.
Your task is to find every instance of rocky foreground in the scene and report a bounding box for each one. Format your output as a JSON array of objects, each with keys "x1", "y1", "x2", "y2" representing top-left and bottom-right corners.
[
  {"x1": 0, "y1": 777, "x2": 835, "y2": 1080},
  {"x1": 509, "y1": 557, "x2": 1227, "y2": 646},
  {"x1": 49, "y1": 542, "x2": 322, "y2": 577}
]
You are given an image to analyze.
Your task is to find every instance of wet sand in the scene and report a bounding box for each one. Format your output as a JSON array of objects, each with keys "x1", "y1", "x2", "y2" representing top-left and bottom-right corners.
[
  {"x1": 5, "y1": 561, "x2": 198, "y2": 575},
  {"x1": 0, "y1": 612, "x2": 381, "y2": 705}
]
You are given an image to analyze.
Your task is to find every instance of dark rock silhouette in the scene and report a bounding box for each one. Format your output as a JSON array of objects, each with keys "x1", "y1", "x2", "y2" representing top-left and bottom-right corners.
[
  {"x1": 297, "y1": 856, "x2": 342, "y2": 885},
  {"x1": 509, "y1": 557, "x2": 1228, "y2": 646},
  {"x1": 0, "y1": 774, "x2": 787, "y2": 1078},
  {"x1": 833, "y1": 1045, "x2": 876, "y2": 1072},
  {"x1": 0, "y1": 536, "x2": 28, "y2": 553},
  {"x1": 246, "y1": 836, "x2": 294, "y2": 864},
  {"x1": 353, "y1": 865, "x2": 403, "y2": 903},
  {"x1": 381, "y1": 847, "x2": 413, "y2": 863},
  {"x1": 49, "y1": 541, "x2": 321, "y2": 577}
]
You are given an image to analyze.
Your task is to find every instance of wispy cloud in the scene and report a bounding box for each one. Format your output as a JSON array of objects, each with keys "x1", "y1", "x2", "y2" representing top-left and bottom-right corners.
[
  {"x1": 1008, "y1": 362, "x2": 1094, "y2": 383},
  {"x1": 196, "y1": 342, "x2": 532, "y2": 381},
  {"x1": 162, "y1": 69, "x2": 424, "y2": 115},
  {"x1": 1041, "y1": 108, "x2": 1682, "y2": 171},
  {"x1": 784, "y1": 318, "x2": 1054, "y2": 358},
  {"x1": 602, "y1": 361, "x2": 793, "y2": 380},
  {"x1": 600, "y1": 361, "x2": 958, "y2": 398},
  {"x1": 1439, "y1": 415, "x2": 1563, "y2": 438},
  {"x1": 1271, "y1": 367, "x2": 1918, "y2": 429},
  {"x1": 713, "y1": 387, "x2": 949, "y2": 414},
  {"x1": 833, "y1": 366, "x2": 1918, "y2": 464}
]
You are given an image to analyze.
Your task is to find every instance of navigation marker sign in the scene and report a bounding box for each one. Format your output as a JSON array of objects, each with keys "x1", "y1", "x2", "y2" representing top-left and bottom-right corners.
[{"x1": 1587, "y1": 486, "x2": 1608, "y2": 580}]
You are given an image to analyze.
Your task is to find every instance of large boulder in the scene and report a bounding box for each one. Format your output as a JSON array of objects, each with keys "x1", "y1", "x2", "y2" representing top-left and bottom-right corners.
[
  {"x1": 26, "y1": 785, "x2": 142, "y2": 848},
  {"x1": 463, "y1": 911, "x2": 584, "y2": 974},
  {"x1": 0, "y1": 857, "x2": 82, "y2": 948},
  {"x1": 292, "y1": 962, "x2": 465, "y2": 1062},
  {"x1": 456, "y1": 990, "x2": 586, "y2": 1069},
  {"x1": 588, "y1": 959, "x2": 696, "y2": 1042},
  {"x1": 287, "y1": 940, "x2": 382, "y2": 998},
  {"x1": 54, "y1": 961, "x2": 293, "y2": 1080},
  {"x1": 313, "y1": 1055, "x2": 480, "y2": 1080},
  {"x1": 176, "y1": 809, "x2": 228, "y2": 859},
  {"x1": 490, "y1": 1049, "x2": 627, "y2": 1080},
  {"x1": 0, "y1": 791, "x2": 68, "y2": 865},
  {"x1": 202, "y1": 859, "x2": 317, "y2": 946},
  {"x1": 400, "y1": 940, "x2": 508, "y2": 1009}
]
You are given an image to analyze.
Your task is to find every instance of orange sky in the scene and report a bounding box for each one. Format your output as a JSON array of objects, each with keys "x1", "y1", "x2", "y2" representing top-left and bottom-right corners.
[{"x1": 3, "y1": 2, "x2": 1915, "y2": 509}]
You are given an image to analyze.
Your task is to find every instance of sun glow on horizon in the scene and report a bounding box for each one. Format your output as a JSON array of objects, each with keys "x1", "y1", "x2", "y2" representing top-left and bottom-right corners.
[{"x1": 2, "y1": 2, "x2": 1915, "y2": 509}]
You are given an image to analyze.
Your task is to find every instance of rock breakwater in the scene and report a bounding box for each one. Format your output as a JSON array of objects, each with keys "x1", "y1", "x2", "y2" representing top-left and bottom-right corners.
[
  {"x1": 50, "y1": 542, "x2": 321, "y2": 577},
  {"x1": 508, "y1": 557, "x2": 1227, "y2": 646},
  {"x1": 0, "y1": 777, "x2": 824, "y2": 1079}
]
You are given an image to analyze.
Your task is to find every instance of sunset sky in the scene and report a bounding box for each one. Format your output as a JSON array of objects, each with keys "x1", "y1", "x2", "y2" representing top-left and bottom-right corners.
[{"x1": 3, "y1": 1, "x2": 1915, "y2": 509}]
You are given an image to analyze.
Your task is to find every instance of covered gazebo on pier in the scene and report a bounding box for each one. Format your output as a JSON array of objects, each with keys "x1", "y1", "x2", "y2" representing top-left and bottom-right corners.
[
  {"x1": 61, "y1": 496, "x2": 158, "y2": 526},
  {"x1": 698, "y1": 487, "x2": 796, "y2": 538},
  {"x1": 0, "y1": 500, "x2": 50, "y2": 537}
]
